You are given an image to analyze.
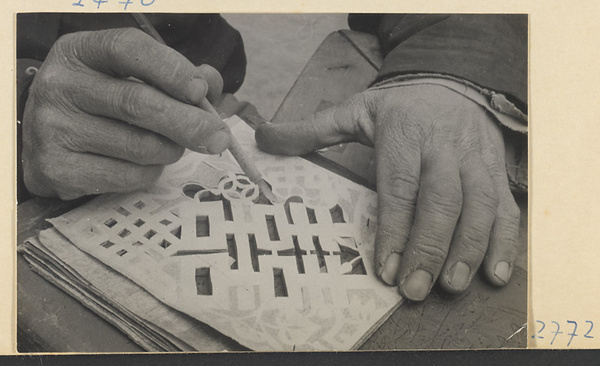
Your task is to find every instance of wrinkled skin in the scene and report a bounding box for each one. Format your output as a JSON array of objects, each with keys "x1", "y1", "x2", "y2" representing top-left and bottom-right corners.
[
  {"x1": 255, "y1": 85, "x2": 521, "y2": 301},
  {"x1": 23, "y1": 28, "x2": 229, "y2": 200}
]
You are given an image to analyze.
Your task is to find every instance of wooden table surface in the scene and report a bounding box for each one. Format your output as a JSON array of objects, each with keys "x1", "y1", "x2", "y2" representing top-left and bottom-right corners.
[{"x1": 16, "y1": 30, "x2": 528, "y2": 352}]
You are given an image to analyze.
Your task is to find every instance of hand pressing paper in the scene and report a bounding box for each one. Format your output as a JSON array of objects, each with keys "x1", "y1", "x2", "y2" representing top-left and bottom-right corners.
[{"x1": 49, "y1": 116, "x2": 403, "y2": 351}]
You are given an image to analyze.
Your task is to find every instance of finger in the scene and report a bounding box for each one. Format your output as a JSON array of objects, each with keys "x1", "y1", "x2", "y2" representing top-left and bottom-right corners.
[
  {"x1": 64, "y1": 114, "x2": 185, "y2": 165},
  {"x1": 69, "y1": 74, "x2": 230, "y2": 154},
  {"x1": 373, "y1": 120, "x2": 421, "y2": 286},
  {"x1": 196, "y1": 64, "x2": 224, "y2": 103},
  {"x1": 439, "y1": 154, "x2": 499, "y2": 293},
  {"x1": 31, "y1": 151, "x2": 164, "y2": 200},
  {"x1": 64, "y1": 28, "x2": 213, "y2": 106},
  {"x1": 479, "y1": 123, "x2": 521, "y2": 286},
  {"x1": 483, "y1": 161, "x2": 521, "y2": 286},
  {"x1": 483, "y1": 195, "x2": 520, "y2": 286},
  {"x1": 255, "y1": 93, "x2": 375, "y2": 155},
  {"x1": 396, "y1": 143, "x2": 463, "y2": 301}
]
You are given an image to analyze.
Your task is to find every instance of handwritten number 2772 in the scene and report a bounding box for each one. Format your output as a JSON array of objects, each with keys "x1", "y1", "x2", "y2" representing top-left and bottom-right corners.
[{"x1": 533, "y1": 320, "x2": 594, "y2": 345}]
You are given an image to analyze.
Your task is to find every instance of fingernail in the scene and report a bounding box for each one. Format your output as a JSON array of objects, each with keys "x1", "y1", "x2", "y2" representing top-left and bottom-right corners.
[
  {"x1": 380, "y1": 252, "x2": 401, "y2": 285},
  {"x1": 402, "y1": 269, "x2": 433, "y2": 301},
  {"x1": 186, "y1": 77, "x2": 208, "y2": 105},
  {"x1": 494, "y1": 261, "x2": 511, "y2": 285},
  {"x1": 449, "y1": 261, "x2": 471, "y2": 291},
  {"x1": 205, "y1": 129, "x2": 230, "y2": 154}
]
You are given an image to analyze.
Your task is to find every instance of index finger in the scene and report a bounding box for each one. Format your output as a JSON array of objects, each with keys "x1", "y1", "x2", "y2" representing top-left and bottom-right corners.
[
  {"x1": 63, "y1": 28, "x2": 212, "y2": 106},
  {"x1": 69, "y1": 74, "x2": 230, "y2": 154}
]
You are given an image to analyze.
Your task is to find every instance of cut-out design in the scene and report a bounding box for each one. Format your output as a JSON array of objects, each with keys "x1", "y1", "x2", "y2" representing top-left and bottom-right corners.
[
  {"x1": 118, "y1": 229, "x2": 131, "y2": 238},
  {"x1": 170, "y1": 226, "x2": 182, "y2": 239},
  {"x1": 196, "y1": 216, "x2": 210, "y2": 237},
  {"x1": 183, "y1": 173, "x2": 273, "y2": 205},
  {"x1": 183, "y1": 183, "x2": 204, "y2": 198},
  {"x1": 116, "y1": 207, "x2": 131, "y2": 217},
  {"x1": 265, "y1": 215, "x2": 280, "y2": 241},
  {"x1": 312, "y1": 236, "x2": 328, "y2": 273},
  {"x1": 104, "y1": 218, "x2": 117, "y2": 228},
  {"x1": 195, "y1": 268, "x2": 212, "y2": 295},
  {"x1": 306, "y1": 207, "x2": 317, "y2": 224},
  {"x1": 291, "y1": 235, "x2": 306, "y2": 274},
  {"x1": 101, "y1": 240, "x2": 115, "y2": 248},
  {"x1": 134, "y1": 219, "x2": 145, "y2": 227},
  {"x1": 222, "y1": 200, "x2": 233, "y2": 221},
  {"x1": 49, "y1": 117, "x2": 401, "y2": 352},
  {"x1": 218, "y1": 173, "x2": 259, "y2": 203},
  {"x1": 329, "y1": 204, "x2": 345, "y2": 223},
  {"x1": 144, "y1": 230, "x2": 157, "y2": 239},
  {"x1": 273, "y1": 268, "x2": 288, "y2": 297},
  {"x1": 226, "y1": 234, "x2": 238, "y2": 270},
  {"x1": 248, "y1": 233, "x2": 260, "y2": 272},
  {"x1": 284, "y1": 196, "x2": 303, "y2": 224}
]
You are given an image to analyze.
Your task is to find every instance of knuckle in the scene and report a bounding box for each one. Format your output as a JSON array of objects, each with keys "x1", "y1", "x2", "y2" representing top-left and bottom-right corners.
[
  {"x1": 427, "y1": 186, "x2": 463, "y2": 217},
  {"x1": 105, "y1": 28, "x2": 145, "y2": 61},
  {"x1": 198, "y1": 64, "x2": 223, "y2": 92},
  {"x1": 118, "y1": 85, "x2": 161, "y2": 122},
  {"x1": 380, "y1": 173, "x2": 420, "y2": 208},
  {"x1": 413, "y1": 240, "x2": 447, "y2": 265},
  {"x1": 502, "y1": 199, "x2": 521, "y2": 221},
  {"x1": 456, "y1": 230, "x2": 488, "y2": 257},
  {"x1": 376, "y1": 222, "x2": 410, "y2": 248},
  {"x1": 469, "y1": 184, "x2": 500, "y2": 213}
]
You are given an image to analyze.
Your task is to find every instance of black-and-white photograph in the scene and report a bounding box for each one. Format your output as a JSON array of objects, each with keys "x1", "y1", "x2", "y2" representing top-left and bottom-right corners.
[{"x1": 16, "y1": 13, "x2": 528, "y2": 352}]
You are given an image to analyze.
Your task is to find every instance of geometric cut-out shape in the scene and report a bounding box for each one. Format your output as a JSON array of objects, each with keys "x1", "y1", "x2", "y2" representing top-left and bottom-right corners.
[
  {"x1": 160, "y1": 219, "x2": 171, "y2": 226},
  {"x1": 248, "y1": 234, "x2": 260, "y2": 272},
  {"x1": 306, "y1": 207, "x2": 317, "y2": 224},
  {"x1": 144, "y1": 230, "x2": 157, "y2": 239},
  {"x1": 223, "y1": 200, "x2": 233, "y2": 221},
  {"x1": 170, "y1": 226, "x2": 182, "y2": 239},
  {"x1": 226, "y1": 234, "x2": 238, "y2": 270},
  {"x1": 133, "y1": 200, "x2": 146, "y2": 210},
  {"x1": 134, "y1": 219, "x2": 145, "y2": 227},
  {"x1": 159, "y1": 239, "x2": 171, "y2": 249},
  {"x1": 116, "y1": 206, "x2": 130, "y2": 217},
  {"x1": 104, "y1": 218, "x2": 117, "y2": 228},
  {"x1": 100, "y1": 240, "x2": 115, "y2": 248},
  {"x1": 196, "y1": 216, "x2": 210, "y2": 237},
  {"x1": 329, "y1": 204, "x2": 345, "y2": 223},
  {"x1": 273, "y1": 268, "x2": 288, "y2": 297},
  {"x1": 116, "y1": 249, "x2": 127, "y2": 256},
  {"x1": 312, "y1": 236, "x2": 328, "y2": 273},
  {"x1": 195, "y1": 267, "x2": 212, "y2": 295},
  {"x1": 118, "y1": 229, "x2": 131, "y2": 238},
  {"x1": 265, "y1": 215, "x2": 280, "y2": 241},
  {"x1": 291, "y1": 235, "x2": 306, "y2": 274}
]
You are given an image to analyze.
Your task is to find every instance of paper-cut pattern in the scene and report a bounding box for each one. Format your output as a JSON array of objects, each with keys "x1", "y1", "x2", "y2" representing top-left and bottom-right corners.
[{"x1": 49, "y1": 117, "x2": 402, "y2": 351}]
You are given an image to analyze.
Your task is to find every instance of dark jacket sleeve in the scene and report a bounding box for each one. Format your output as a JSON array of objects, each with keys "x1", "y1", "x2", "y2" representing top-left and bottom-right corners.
[{"x1": 348, "y1": 14, "x2": 527, "y2": 113}]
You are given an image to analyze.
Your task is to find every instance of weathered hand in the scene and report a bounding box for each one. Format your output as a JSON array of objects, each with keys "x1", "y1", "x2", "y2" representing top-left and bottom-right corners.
[
  {"x1": 256, "y1": 84, "x2": 520, "y2": 301},
  {"x1": 23, "y1": 28, "x2": 229, "y2": 200}
]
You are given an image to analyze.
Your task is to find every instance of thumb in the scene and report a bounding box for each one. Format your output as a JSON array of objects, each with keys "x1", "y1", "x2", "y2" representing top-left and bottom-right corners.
[{"x1": 255, "y1": 92, "x2": 375, "y2": 156}]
